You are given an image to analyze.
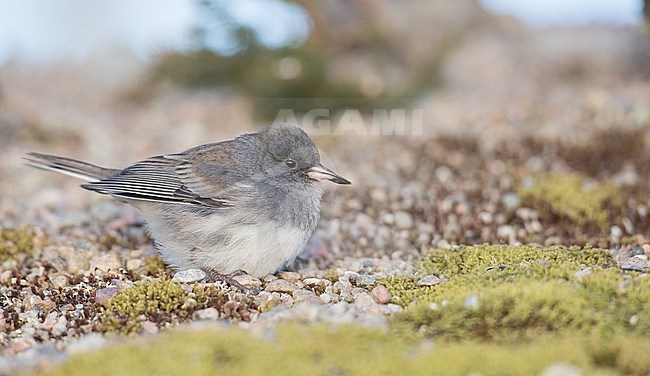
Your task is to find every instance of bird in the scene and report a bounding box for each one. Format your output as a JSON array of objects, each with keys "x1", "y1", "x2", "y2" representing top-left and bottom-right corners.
[{"x1": 25, "y1": 124, "x2": 351, "y2": 282}]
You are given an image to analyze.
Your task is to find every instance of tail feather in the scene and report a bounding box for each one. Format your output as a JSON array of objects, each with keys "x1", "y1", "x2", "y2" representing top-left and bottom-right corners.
[{"x1": 24, "y1": 152, "x2": 119, "y2": 181}]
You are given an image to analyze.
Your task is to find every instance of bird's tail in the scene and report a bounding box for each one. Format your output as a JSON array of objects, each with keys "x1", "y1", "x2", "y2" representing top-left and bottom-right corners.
[{"x1": 24, "y1": 152, "x2": 119, "y2": 181}]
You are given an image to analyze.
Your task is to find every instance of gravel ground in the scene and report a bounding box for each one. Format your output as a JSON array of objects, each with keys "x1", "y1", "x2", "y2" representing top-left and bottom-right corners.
[{"x1": 1, "y1": 25, "x2": 650, "y2": 374}]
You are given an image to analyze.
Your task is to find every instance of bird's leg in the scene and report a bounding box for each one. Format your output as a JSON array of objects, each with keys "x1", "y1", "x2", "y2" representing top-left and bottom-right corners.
[{"x1": 201, "y1": 267, "x2": 249, "y2": 293}]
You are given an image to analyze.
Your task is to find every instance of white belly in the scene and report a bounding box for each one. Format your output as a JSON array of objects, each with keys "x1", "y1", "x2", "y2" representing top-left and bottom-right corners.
[
  {"x1": 140, "y1": 203, "x2": 312, "y2": 277},
  {"x1": 189, "y1": 220, "x2": 309, "y2": 277}
]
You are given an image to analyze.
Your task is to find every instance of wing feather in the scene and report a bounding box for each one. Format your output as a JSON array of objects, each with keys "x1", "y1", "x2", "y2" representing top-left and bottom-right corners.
[{"x1": 81, "y1": 155, "x2": 231, "y2": 208}]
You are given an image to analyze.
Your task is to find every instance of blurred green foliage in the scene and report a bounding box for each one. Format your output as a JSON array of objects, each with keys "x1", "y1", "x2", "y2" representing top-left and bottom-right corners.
[
  {"x1": 518, "y1": 173, "x2": 621, "y2": 230},
  {"x1": 147, "y1": 0, "x2": 448, "y2": 121},
  {"x1": 150, "y1": 46, "x2": 388, "y2": 121}
]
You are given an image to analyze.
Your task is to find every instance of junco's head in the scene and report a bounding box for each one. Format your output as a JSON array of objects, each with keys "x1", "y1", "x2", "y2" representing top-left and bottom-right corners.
[{"x1": 251, "y1": 124, "x2": 351, "y2": 185}]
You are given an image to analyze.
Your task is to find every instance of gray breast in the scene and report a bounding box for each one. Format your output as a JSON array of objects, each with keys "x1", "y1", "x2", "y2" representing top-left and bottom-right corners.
[{"x1": 248, "y1": 180, "x2": 323, "y2": 231}]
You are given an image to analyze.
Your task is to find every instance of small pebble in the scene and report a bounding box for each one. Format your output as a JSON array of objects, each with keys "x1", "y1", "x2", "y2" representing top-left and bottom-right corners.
[
  {"x1": 23, "y1": 295, "x2": 54, "y2": 313},
  {"x1": 351, "y1": 287, "x2": 368, "y2": 298},
  {"x1": 544, "y1": 236, "x2": 562, "y2": 246},
  {"x1": 65, "y1": 251, "x2": 89, "y2": 274},
  {"x1": 172, "y1": 269, "x2": 207, "y2": 283},
  {"x1": 232, "y1": 274, "x2": 263, "y2": 288},
  {"x1": 349, "y1": 274, "x2": 377, "y2": 288},
  {"x1": 298, "y1": 268, "x2": 322, "y2": 278},
  {"x1": 394, "y1": 211, "x2": 414, "y2": 230},
  {"x1": 370, "y1": 285, "x2": 391, "y2": 304},
  {"x1": 52, "y1": 316, "x2": 68, "y2": 337},
  {"x1": 497, "y1": 225, "x2": 516, "y2": 243},
  {"x1": 265, "y1": 279, "x2": 298, "y2": 293},
  {"x1": 630, "y1": 247, "x2": 645, "y2": 256},
  {"x1": 262, "y1": 275, "x2": 278, "y2": 283},
  {"x1": 182, "y1": 298, "x2": 197, "y2": 310},
  {"x1": 342, "y1": 271, "x2": 360, "y2": 283},
  {"x1": 276, "y1": 271, "x2": 301, "y2": 283},
  {"x1": 43, "y1": 312, "x2": 59, "y2": 330},
  {"x1": 541, "y1": 363, "x2": 581, "y2": 376},
  {"x1": 354, "y1": 292, "x2": 377, "y2": 310},
  {"x1": 477, "y1": 211, "x2": 493, "y2": 224},
  {"x1": 619, "y1": 257, "x2": 650, "y2": 272},
  {"x1": 111, "y1": 278, "x2": 134, "y2": 290},
  {"x1": 574, "y1": 267, "x2": 593, "y2": 282},
  {"x1": 332, "y1": 281, "x2": 353, "y2": 295},
  {"x1": 319, "y1": 293, "x2": 339, "y2": 304},
  {"x1": 140, "y1": 321, "x2": 159, "y2": 335},
  {"x1": 95, "y1": 287, "x2": 119, "y2": 304},
  {"x1": 501, "y1": 192, "x2": 521, "y2": 211},
  {"x1": 89, "y1": 253, "x2": 121, "y2": 273},
  {"x1": 464, "y1": 294, "x2": 479, "y2": 309},
  {"x1": 49, "y1": 273, "x2": 69, "y2": 289},
  {"x1": 302, "y1": 278, "x2": 329, "y2": 289},
  {"x1": 643, "y1": 244, "x2": 650, "y2": 255},
  {"x1": 293, "y1": 290, "x2": 322, "y2": 304},
  {"x1": 417, "y1": 275, "x2": 442, "y2": 286},
  {"x1": 0, "y1": 270, "x2": 12, "y2": 284},
  {"x1": 193, "y1": 308, "x2": 220, "y2": 320},
  {"x1": 126, "y1": 259, "x2": 143, "y2": 270},
  {"x1": 629, "y1": 314, "x2": 639, "y2": 326}
]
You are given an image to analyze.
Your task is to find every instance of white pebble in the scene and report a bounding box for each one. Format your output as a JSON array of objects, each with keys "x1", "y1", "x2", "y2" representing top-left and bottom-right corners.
[{"x1": 172, "y1": 269, "x2": 207, "y2": 283}]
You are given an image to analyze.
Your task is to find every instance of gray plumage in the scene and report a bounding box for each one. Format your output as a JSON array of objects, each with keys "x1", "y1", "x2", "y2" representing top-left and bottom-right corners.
[{"x1": 26, "y1": 124, "x2": 350, "y2": 277}]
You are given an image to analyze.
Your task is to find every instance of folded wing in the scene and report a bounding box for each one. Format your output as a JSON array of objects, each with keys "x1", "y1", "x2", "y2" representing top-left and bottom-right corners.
[{"x1": 82, "y1": 155, "x2": 232, "y2": 208}]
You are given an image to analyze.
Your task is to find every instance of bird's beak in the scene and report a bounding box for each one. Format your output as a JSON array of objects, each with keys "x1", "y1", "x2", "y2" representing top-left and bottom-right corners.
[{"x1": 306, "y1": 163, "x2": 351, "y2": 185}]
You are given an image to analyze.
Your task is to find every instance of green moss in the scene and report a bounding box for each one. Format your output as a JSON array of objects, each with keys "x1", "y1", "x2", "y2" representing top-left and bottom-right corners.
[
  {"x1": 38, "y1": 323, "x2": 650, "y2": 376},
  {"x1": 99, "y1": 279, "x2": 258, "y2": 334},
  {"x1": 0, "y1": 227, "x2": 35, "y2": 262},
  {"x1": 383, "y1": 245, "x2": 650, "y2": 342},
  {"x1": 99, "y1": 278, "x2": 187, "y2": 334},
  {"x1": 143, "y1": 254, "x2": 170, "y2": 277},
  {"x1": 417, "y1": 244, "x2": 613, "y2": 279},
  {"x1": 518, "y1": 173, "x2": 620, "y2": 228},
  {"x1": 383, "y1": 244, "x2": 613, "y2": 307}
]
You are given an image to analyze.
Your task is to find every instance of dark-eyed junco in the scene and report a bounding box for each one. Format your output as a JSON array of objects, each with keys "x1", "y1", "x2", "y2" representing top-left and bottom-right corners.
[{"x1": 26, "y1": 124, "x2": 350, "y2": 279}]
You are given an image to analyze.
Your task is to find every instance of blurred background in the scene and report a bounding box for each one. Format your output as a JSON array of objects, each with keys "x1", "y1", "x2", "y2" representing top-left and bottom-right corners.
[{"x1": 1, "y1": 0, "x2": 649, "y2": 252}]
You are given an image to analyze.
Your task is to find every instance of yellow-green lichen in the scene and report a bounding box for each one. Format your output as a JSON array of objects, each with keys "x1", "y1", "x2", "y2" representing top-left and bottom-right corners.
[
  {"x1": 417, "y1": 244, "x2": 613, "y2": 280},
  {"x1": 142, "y1": 254, "x2": 170, "y2": 277},
  {"x1": 37, "y1": 323, "x2": 650, "y2": 376},
  {"x1": 518, "y1": 173, "x2": 620, "y2": 228},
  {"x1": 99, "y1": 278, "x2": 187, "y2": 334},
  {"x1": 99, "y1": 279, "x2": 258, "y2": 334},
  {"x1": 0, "y1": 227, "x2": 35, "y2": 262},
  {"x1": 382, "y1": 245, "x2": 650, "y2": 342}
]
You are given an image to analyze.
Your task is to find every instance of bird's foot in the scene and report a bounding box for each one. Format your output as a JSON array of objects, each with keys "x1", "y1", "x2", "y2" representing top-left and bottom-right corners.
[{"x1": 202, "y1": 268, "x2": 249, "y2": 293}]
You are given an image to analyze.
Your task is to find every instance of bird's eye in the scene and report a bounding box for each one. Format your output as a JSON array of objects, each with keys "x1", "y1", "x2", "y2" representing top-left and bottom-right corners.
[{"x1": 284, "y1": 159, "x2": 297, "y2": 169}]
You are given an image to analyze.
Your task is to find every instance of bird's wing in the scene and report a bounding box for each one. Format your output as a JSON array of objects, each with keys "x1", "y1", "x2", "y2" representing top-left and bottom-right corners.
[
  {"x1": 173, "y1": 140, "x2": 255, "y2": 201},
  {"x1": 81, "y1": 154, "x2": 233, "y2": 208}
]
